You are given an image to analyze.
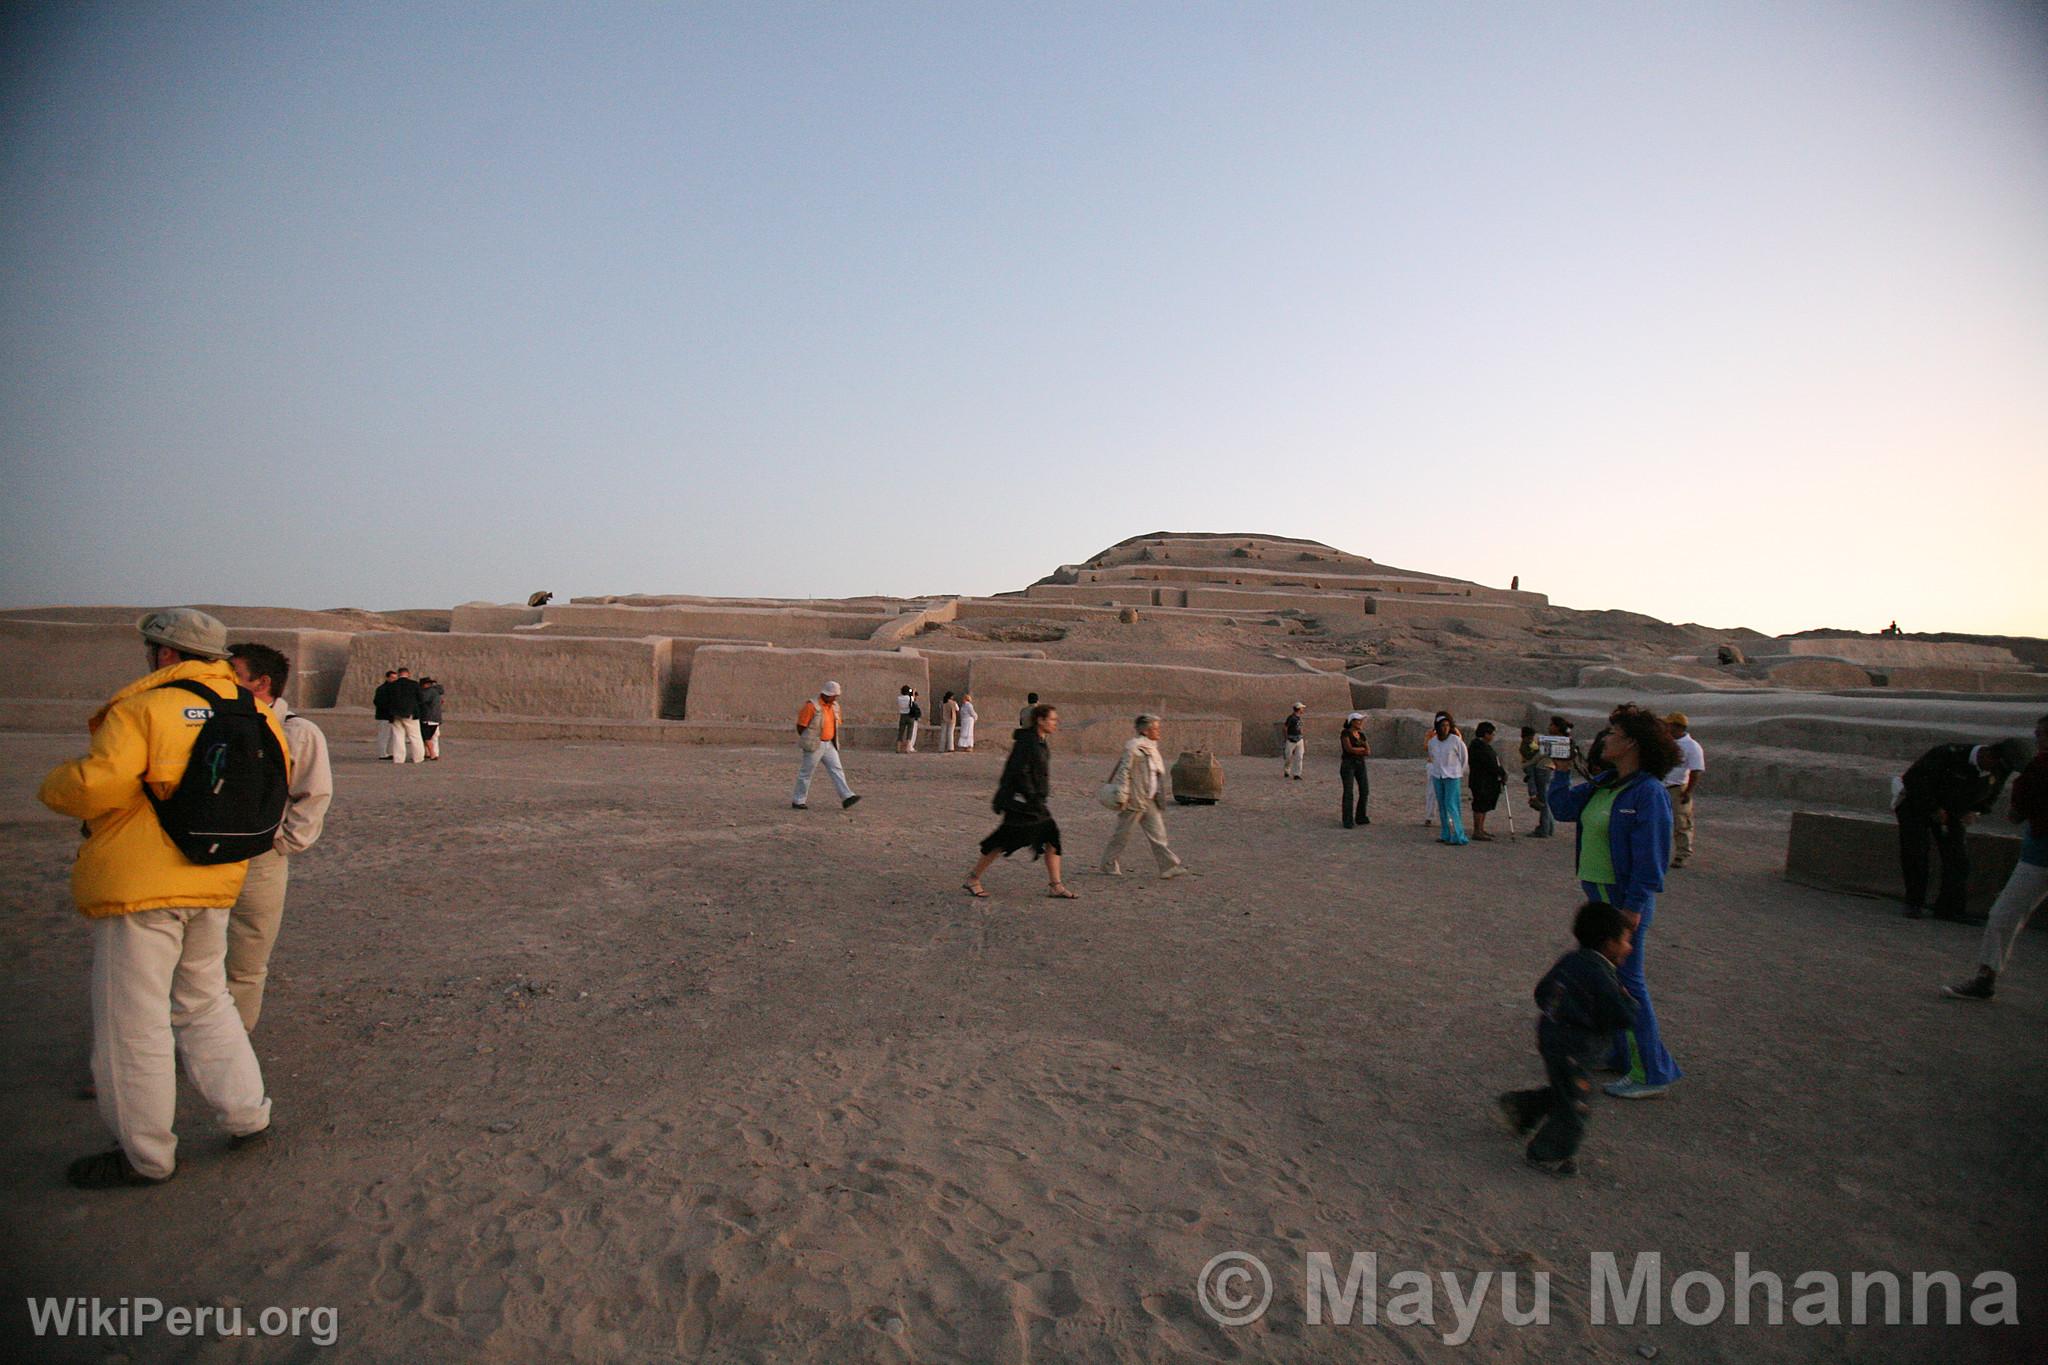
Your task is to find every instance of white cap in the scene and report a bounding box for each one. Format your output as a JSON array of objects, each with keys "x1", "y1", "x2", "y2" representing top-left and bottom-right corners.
[
  {"x1": 821, "y1": 680, "x2": 842, "y2": 697},
  {"x1": 1292, "y1": 701, "x2": 1306, "y2": 710},
  {"x1": 1346, "y1": 711, "x2": 1364, "y2": 721}
]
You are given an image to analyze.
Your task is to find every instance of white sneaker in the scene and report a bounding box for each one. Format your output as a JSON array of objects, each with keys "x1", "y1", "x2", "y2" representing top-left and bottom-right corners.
[
  {"x1": 1602, "y1": 1080, "x2": 1670, "y2": 1100},
  {"x1": 1160, "y1": 865, "x2": 1191, "y2": 880}
]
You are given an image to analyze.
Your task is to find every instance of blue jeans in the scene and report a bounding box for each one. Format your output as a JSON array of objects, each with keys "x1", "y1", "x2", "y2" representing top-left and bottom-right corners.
[
  {"x1": 1583, "y1": 882, "x2": 1681, "y2": 1086},
  {"x1": 1527, "y1": 772, "x2": 1555, "y2": 838},
  {"x1": 1433, "y1": 777, "x2": 1468, "y2": 844}
]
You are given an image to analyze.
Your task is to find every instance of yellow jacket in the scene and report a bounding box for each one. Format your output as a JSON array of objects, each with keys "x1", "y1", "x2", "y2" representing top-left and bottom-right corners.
[{"x1": 39, "y1": 659, "x2": 293, "y2": 918}]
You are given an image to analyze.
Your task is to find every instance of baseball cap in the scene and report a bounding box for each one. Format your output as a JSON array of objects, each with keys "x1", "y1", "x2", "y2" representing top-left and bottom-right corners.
[{"x1": 137, "y1": 608, "x2": 230, "y2": 660}]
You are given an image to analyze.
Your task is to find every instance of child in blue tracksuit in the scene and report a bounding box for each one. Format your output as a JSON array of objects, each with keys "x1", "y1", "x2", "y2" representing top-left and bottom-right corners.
[
  {"x1": 1547, "y1": 722, "x2": 1679, "y2": 1098},
  {"x1": 1499, "y1": 900, "x2": 1638, "y2": 1174}
]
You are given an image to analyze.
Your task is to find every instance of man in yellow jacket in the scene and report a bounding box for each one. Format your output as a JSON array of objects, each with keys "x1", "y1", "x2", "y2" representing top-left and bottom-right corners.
[{"x1": 39, "y1": 608, "x2": 290, "y2": 1188}]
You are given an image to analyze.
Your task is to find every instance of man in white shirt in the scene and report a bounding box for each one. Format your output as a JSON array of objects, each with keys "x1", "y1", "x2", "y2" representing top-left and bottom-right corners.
[
  {"x1": 226, "y1": 643, "x2": 335, "y2": 1031},
  {"x1": 1662, "y1": 712, "x2": 1706, "y2": 868}
]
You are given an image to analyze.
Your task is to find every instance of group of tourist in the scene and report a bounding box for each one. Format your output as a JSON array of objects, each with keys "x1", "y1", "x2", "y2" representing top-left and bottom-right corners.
[
  {"x1": 897, "y1": 687, "x2": 982, "y2": 753},
  {"x1": 370, "y1": 666, "x2": 446, "y2": 763},
  {"x1": 37, "y1": 613, "x2": 2044, "y2": 1192},
  {"x1": 37, "y1": 610, "x2": 333, "y2": 1187}
]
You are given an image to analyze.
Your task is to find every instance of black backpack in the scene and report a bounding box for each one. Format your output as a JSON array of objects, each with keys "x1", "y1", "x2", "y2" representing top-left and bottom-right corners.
[{"x1": 147, "y1": 679, "x2": 290, "y2": 865}]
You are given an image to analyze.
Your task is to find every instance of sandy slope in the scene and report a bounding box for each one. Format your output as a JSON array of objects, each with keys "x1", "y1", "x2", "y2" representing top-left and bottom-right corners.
[{"x1": 1, "y1": 733, "x2": 2043, "y2": 1363}]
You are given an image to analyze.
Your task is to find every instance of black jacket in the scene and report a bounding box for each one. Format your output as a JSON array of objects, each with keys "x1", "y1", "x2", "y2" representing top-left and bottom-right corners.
[
  {"x1": 387, "y1": 677, "x2": 424, "y2": 720},
  {"x1": 418, "y1": 684, "x2": 444, "y2": 725},
  {"x1": 1534, "y1": 948, "x2": 1637, "y2": 1061},
  {"x1": 1899, "y1": 743, "x2": 2007, "y2": 819},
  {"x1": 1468, "y1": 737, "x2": 1506, "y2": 795},
  {"x1": 993, "y1": 729, "x2": 1051, "y2": 818},
  {"x1": 372, "y1": 680, "x2": 396, "y2": 722}
]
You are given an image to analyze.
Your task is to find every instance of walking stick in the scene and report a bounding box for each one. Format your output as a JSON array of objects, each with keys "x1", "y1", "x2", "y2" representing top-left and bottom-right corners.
[{"x1": 1503, "y1": 780, "x2": 1518, "y2": 839}]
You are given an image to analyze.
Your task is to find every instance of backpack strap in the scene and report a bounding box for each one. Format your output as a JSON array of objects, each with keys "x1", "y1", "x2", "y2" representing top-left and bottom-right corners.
[{"x1": 154, "y1": 678, "x2": 257, "y2": 712}]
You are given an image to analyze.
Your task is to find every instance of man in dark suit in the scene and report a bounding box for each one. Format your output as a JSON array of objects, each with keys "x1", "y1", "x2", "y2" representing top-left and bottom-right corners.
[{"x1": 1898, "y1": 738, "x2": 2027, "y2": 923}]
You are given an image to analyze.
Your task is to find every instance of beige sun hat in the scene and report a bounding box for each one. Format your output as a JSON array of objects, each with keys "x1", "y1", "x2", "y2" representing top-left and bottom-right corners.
[
  {"x1": 821, "y1": 680, "x2": 843, "y2": 697},
  {"x1": 137, "y1": 608, "x2": 230, "y2": 660}
]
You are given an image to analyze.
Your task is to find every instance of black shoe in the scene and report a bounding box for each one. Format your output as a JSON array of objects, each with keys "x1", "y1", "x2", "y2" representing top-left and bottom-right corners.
[
  {"x1": 1358, "y1": 816, "x2": 1370, "y2": 825},
  {"x1": 1525, "y1": 1153, "x2": 1577, "y2": 1178},
  {"x1": 1343, "y1": 821, "x2": 1355, "y2": 829},
  {"x1": 1902, "y1": 905, "x2": 1930, "y2": 920},
  {"x1": 1942, "y1": 972, "x2": 1996, "y2": 1002},
  {"x1": 67, "y1": 1149, "x2": 169, "y2": 1189},
  {"x1": 1496, "y1": 1094, "x2": 1535, "y2": 1137},
  {"x1": 791, "y1": 803, "x2": 807, "y2": 810},
  {"x1": 842, "y1": 795, "x2": 861, "y2": 810},
  {"x1": 229, "y1": 1125, "x2": 272, "y2": 1152}
]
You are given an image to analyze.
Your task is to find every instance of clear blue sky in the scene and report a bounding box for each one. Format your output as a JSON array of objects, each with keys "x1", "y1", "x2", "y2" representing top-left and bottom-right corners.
[{"x1": 3, "y1": 2, "x2": 2043, "y2": 636}]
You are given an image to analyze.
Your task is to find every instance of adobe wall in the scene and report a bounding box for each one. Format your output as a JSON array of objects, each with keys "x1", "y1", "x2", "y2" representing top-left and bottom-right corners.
[
  {"x1": 962, "y1": 656, "x2": 1352, "y2": 756},
  {"x1": 975, "y1": 715, "x2": 1243, "y2": 758},
  {"x1": 1183, "y1": 587, "x2": 1367, "y2": 617},
  {"x1": 1363, "y1": 596, "x2": 1532, "y2": 624},
  {"x1": 913, "y1": 648, "x2": 1050, "y2": 704},
  {"x1": 1785, "y1": 638, "x2": 2018, "y2": 668},
  {"x1": 336, "y1": 632, "x2": 668, "y2": 720},
  {"x1": 0, "y1": 620, "x2": 351, "y2": 710},
  {"x1": 1024, "y1": 583, "x2": 1170, "y2": 608},
  {"x1": 1785, "y1": 812, "x2": 2021, "y2": 915},
  {"x1": 1350, "y1": 683, "x2": 1543, "y2": 731},
  {"x1": 1764, "y1": 659, "x2": 1875, "y2": 690},
  {"x1": 542, "y1": 602, "x2": 887, "y2": 643},
  {"x1": 684, "y1": 646, "x2": 930, "y2": 727},
  {"x1": 1884, "y1": 667, "x2": 2048, "y2": 696},
  {"x1": 451, "y1": 603, "x2": 543, "y2": 633}
]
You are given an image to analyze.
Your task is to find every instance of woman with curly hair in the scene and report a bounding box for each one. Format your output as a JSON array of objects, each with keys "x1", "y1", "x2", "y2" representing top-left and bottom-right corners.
[{"x1": 1546, "y1": 704, "x2": 1681, "y2": 1099}]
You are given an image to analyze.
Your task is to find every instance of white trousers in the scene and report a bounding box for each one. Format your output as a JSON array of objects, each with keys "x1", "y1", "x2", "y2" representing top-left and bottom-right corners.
[
  {"x1": 1284, "y1": 739, "x2": 1305, "y2": 777},
  {"x1": 91, "y1": 908, "x2": 271, "y2": 1179},
  {"x1": 376, "y1": 719, "x2": 395, "y2": 758},
  {"x1": 941, "y1": 723, "x2": 956, "y2": 753},
  {"x1": 393, "y1": 718, "x2": 425, "y2": 764},
  {"x1": 1979, "y1": 860, "x2": 2048, "y2": 973},
  {"x1": 793, "y1": 743, "x2": 854, "y2": 804},
  {"x1": 1101, "y1": 795, "x2": 1181, "y2": 874}
]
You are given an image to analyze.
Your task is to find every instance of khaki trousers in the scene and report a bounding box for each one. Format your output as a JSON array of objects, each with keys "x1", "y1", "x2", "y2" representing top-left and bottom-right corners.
[
  {"x1": 227, "y1": 849, "x2": 289, "y2": 1031},
  {"x1": 1668, "y1": 786, "x2": 1696, "y2": 864},
  {"x1": 393, "y1": 718, "x2": 425, "y2": 764},
  {"x1": 91, "y1": 908, "x2": 271, "y2": 1179},
  {"x1": 1101, "y1": 794, "x2": 1181, "y2": 874}
]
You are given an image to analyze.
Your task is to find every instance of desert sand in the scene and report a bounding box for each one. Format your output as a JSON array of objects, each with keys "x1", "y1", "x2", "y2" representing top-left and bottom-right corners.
[{"x1": 3, "y1": 728, "x2": 2043, "y2": 1363}]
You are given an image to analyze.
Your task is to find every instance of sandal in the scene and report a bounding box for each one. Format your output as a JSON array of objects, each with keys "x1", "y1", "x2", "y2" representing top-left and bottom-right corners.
[
  {"x1": 962, "y1": 882, "x2": 989, "y2": 899},
  {"x1": 1047, "y1": 883, "x2": 1078, "y2": 900}
]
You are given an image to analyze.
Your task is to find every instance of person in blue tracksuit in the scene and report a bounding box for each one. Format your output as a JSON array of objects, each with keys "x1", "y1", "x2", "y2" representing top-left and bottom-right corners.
[{"x1": 1547, "y1": 705, "x2": 1681, "y2": 1099}]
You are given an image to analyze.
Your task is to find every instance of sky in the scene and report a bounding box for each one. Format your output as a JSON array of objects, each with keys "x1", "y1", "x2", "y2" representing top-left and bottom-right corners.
[{"x1": 2, "y1": 2, "x2": 2043, "y2": 637}]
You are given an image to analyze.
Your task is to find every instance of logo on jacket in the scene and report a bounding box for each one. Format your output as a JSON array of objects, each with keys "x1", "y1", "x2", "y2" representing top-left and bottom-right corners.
[{"x1": 183, "y1": 707, "x2": 213, "y2": 721}]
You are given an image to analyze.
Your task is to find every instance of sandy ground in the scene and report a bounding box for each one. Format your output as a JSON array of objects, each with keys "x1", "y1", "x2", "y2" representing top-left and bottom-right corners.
[{"x1": 2, "y1": 731, "x2": 2044, "y2": 1364}]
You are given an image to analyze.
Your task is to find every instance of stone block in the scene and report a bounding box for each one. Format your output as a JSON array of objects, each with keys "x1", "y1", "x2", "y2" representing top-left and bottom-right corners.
[
  {"x1": 1766, "y1": 658, "x2": 1874, "y2": 690},
  {"x1": 337, "y1": 632, "x2": 668, "y2": 720},
  {"x1": 963, "y1": 656, "x2": 1350, "y2": 757},
  {"x1": 684, "y1": 646, "x2": 929, "y2": 727},
  {"x1": 1784, "y1": 811, "x2": 2023, "y2": 915}
]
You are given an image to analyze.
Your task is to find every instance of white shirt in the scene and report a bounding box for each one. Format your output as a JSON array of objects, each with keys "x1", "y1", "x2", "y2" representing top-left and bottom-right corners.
[
  {"x1": 267, "y1": 698, "x2": 333, "y2": 856},
  {"x1": 897, "y1": 693, "x2": 914, "y2": 716},
  {"x1": 1426, "y1": 733, "x2": 1468, "y2": 779},
  {"x1": 1664, "y1": 733, "x2": 1705, "y2": 787},
  {"x1": 1125, "y1": 736, "x2": 1165, "y2": 801}
]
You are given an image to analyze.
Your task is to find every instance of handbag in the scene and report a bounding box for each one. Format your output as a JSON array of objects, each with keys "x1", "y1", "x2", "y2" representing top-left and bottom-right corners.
[{"x1": 1097, "y1": 753, "x2": 1131, "y2": 811}]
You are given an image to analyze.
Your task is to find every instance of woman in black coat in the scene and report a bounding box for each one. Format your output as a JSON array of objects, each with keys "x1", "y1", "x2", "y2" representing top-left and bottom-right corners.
[
  {"x1": 964, "y1": 704, "x2": 1077, "y2": 899},
  {"x1": 1468, "y1": 721, "x2": 1507, "y2": 841}
]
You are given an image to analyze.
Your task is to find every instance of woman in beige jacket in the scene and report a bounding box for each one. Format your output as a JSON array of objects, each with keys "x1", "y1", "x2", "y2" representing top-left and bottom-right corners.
[{"x1": 1099, "y1": 714, "x2": 1188, "y2": 879}]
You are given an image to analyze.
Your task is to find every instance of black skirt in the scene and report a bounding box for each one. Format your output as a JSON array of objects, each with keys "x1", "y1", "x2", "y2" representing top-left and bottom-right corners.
[{"x1": 980, "y1": 811, "x2": 1061, "y2": 859}]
